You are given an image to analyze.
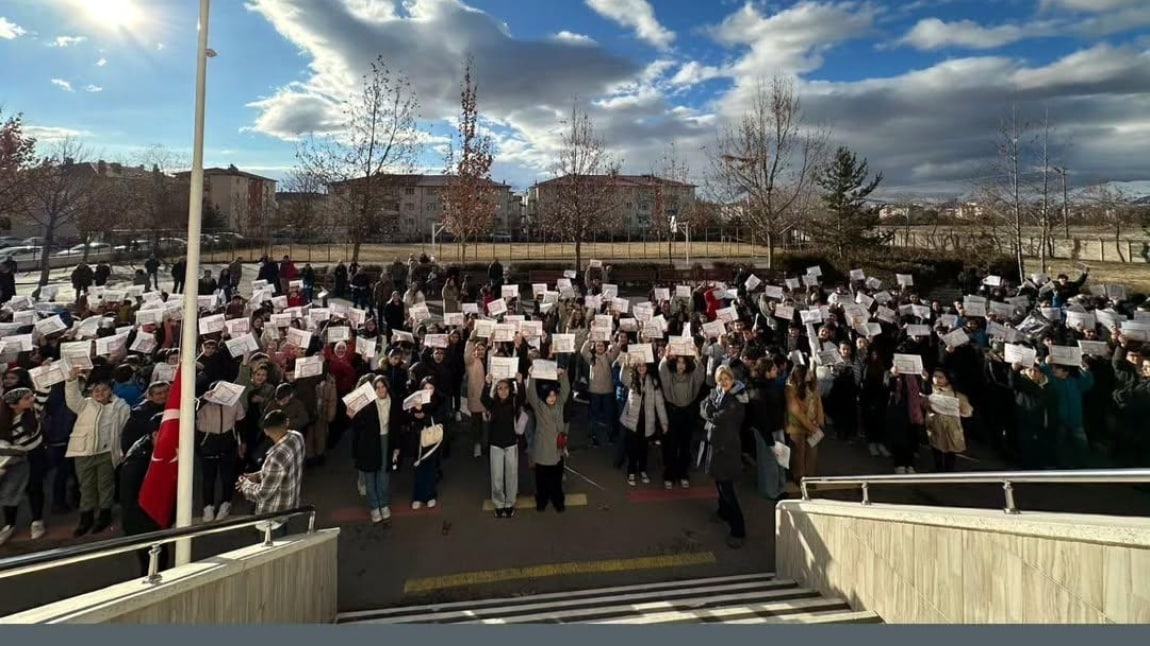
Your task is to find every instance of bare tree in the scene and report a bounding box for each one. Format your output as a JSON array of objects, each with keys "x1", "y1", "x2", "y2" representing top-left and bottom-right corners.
[
  {"x1": 709, "y1": 76, "x2": 829, "y2": 268},
  {"x1": 295, "y1": 55, "x2": 422, "y2": 262},
  {"x1": 277, "y1": 169, "x2": 330, "y2": 244},
  {"x1": 650, "y1": 142, "x2": 695, "y2": 261},
  {"x1": 981, "y1": 105, "x2": 1035, "y2": 283},
  {"x1": 1081, "y1": 183, "x2": 1135, "y2": 262},
  {"x1": 441, "y1": 57, "x2": 497, "y2": 260},
  {"x1": 538, "y1": 100, "x2": 622, "y2": 270},
  {"x1": 130, "y1": 145, "x2": 191, "y2": 244},
  {"x1": 22, "y1": 138, "x2": 99, "y2": 285},
  {"x1": 0, "y1": 109, "x2": 37, "y2": 222}
]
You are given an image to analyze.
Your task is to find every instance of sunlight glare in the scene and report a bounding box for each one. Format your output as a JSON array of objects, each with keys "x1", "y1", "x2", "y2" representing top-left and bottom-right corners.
[{"x1": 79, "y1": 0, "x2": 143, "y2": 29}]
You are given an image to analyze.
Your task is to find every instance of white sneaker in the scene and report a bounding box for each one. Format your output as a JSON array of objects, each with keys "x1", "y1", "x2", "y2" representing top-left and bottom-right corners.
[
  {"x1": 878, "y1": 445, "x2": 891, "y2": 457},
  {"x1": 906, "y1": 466, "x2": 916, "y2": 474},
  {"x1": 380, "y1": 506, "x2": 392, "y2": 521},
  {"x1": 0, "y1": 525, "x2": 13, "y2": 547},
  {"x1": 427, "y1": 499, "x2": 437, "y2": 508},
  {"x1": 664, "y1": 481, "x2": 673, "y2": 490},
  {"x1": 473, "y1": 444, "x2": 482, "y2": 458},
  {"x1": 680, "y1": 479, "x2": 690, "y2": 489},
  {"x1": 202, "y1": 505, "x2": 215, "y2": 522},
  {"x1": 370, "y1": 508, "x2": 383, "y2": 524},
  {"x1": 412, "y1": 501, "x2": 422, "y2": 510},
  {"x1": 868, "y1": 444, "x2": 880, "y2": 457},
  {"x1": 627, "y1": 474, "x2": 637, "y2": 486},
  {"x1": 30, "y1": 521, "x2": 46, "y2": 540},
  {"x1": 357, "y1": 476, "x2": 366, "y2": 497},
  {"x1": 895, "y1": 466, "x2": 907, "y2": 475},
  {"x1": 640, "y1": 472, "x2": 650, "y2": 484}
]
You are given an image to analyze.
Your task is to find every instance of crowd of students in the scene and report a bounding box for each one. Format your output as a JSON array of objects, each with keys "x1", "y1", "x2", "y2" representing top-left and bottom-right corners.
[{"x1": 0, "y1": 254, "x2": 1148, "y2": 556}]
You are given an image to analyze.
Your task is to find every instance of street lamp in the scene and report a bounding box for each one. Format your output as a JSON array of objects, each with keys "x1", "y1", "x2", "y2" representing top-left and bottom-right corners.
[{"x1": 175, "y1": 0, "x2": 213, "y2": 567}]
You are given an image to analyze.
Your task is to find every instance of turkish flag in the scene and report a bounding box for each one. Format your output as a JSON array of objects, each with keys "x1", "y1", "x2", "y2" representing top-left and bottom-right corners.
[{"x1": 138, "y1": 366, "x2": 183, "y2": 528}]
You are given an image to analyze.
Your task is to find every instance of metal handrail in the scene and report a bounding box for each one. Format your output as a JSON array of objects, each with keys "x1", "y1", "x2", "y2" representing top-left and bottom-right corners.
[
  {"x1": 800, "y1": 469, "x2": 1150, "y2": 514},
  {"x1": 0, "y1": 505, "x2": 317, "y2": 584}
]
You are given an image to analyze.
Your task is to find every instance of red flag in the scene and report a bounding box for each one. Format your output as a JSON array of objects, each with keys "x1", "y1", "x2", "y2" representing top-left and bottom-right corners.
[{"x1": 138, "y1": 366, "x2": 184, "y2": 528}]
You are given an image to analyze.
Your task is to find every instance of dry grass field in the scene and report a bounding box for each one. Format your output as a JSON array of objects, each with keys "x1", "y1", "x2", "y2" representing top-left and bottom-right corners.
[
  {"x1": 202, "y1": 240, "x2": 768, "y2": 265},
  {"x1": 199, "y1": 240, "x2": 1150, "y2": 293}
]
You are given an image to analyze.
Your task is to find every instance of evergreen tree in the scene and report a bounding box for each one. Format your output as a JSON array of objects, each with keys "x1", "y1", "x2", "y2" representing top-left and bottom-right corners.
[{"x1": 813, "y1": 146, "x2": 887, "y2": 259}]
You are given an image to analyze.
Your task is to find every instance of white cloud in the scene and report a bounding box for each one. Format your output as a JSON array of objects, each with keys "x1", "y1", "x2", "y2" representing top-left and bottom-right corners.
[
  {"x1": 585, "y1": 0, "x2": 675, "y2": 50},
  {"x1": 85, "y1": 84, "x2": 103, "y2": 93},
  {"x1": 708, "y1": 1, "x2": 877, "y2": 76},
  {"x1": 1039, "y1": 0, "x2": 1141, "y2": 11},
  {"x1": 24, "y1": 124, "x2": 93, "y2": 141},
  {"x1": 96, "y1": 56, "x2": 107, "y2": 66},
  {"x1": 896, "y1": 18, "x2": 1043, "y2": 50},
  {"x1": 50, "y1": 35, "x2": 87, "y2": 47},
  {"x1": 670, "y1": 61, "x2": 725, "y2": 86},
  {"x1": 551, "y1": 30, "x2": 597, "y2": 46},
  {"x1": 50, "y1": 78, "x2": 74, "y2": 92},
  {"x1": 239, "y1": 0, "x2": 1150, "y2": 194},
  {"x1": 0, "y1": 16, "x2": 25, "y2": 39}
]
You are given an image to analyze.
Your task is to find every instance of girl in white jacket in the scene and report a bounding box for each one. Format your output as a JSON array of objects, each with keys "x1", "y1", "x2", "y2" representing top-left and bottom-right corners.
[
  {"x1": 619, "y1": 359, "x2": 668, "y2": 486},
  {"x1": 64, "y1": 371, "x2": 130, "y2": 537}
]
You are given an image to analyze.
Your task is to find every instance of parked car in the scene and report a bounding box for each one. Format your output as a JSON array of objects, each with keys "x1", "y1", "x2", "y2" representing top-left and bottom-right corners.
[
  {"x1": 0, "y1": 245, "x2": 44, "y2": 264},
  {"x1": 0, "y1": 236, "x2": 23, "y2": 248},
  {"x1": 490, "y1": 232, "x2": 512, "y2": 243},
  {"x1": 55, "y1": 242, "x2": 114, "y2": 258}
]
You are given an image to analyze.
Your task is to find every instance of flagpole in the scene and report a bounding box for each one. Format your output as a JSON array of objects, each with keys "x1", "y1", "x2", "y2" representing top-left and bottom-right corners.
[{"x1": 175, "y1": 0, "x2": 212, "y2": 566}]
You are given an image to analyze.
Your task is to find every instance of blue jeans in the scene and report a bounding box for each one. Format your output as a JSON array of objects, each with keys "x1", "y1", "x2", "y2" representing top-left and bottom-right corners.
[
  {"x1": 588, "y1": 393, "x2": 615, "y2": 446},
  {"x1": 362, "y1": 441, "x2": 390, "y2": 510},
  {"x1": 490, "y1": 444, "x2": 519, "y2": 508},
  {"x1": 754, "y1": 431, "x2": 786, "y2": 499}
]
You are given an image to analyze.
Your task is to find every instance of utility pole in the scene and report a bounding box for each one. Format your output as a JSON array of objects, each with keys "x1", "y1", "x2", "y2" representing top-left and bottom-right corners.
[{"x1": 1054, "y1": 167, "x2": 1070, "y2": 239}]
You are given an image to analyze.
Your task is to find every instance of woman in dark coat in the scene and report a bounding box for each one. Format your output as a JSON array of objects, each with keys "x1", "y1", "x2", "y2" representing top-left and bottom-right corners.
[
  {"x1": 119, "y1": 412, "x2": 170, "y2": 577},
  {"x1": 701, "y1": 364, "x2": 749, "y2": 549},
  {"x1": 350, "y1": 375, "x2": 395, "y2": 524}
]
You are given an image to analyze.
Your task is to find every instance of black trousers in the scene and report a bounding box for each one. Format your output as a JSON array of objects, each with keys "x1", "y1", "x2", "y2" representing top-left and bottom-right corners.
[
  {"x1": 197, "y1": 432, "x2": 239, "y2": 508},
  {"x1": 715, "y1": 480, "x2": 746, "y2": 539},
  {"x1": 534, "y1": 460, "x2": 565, "y2": 511},
  {"x1": 888, "y1": 423, "x2": 920, "y2": 469},
  {"x1": 932, "y1": 449, "x2": 957, "y2": 472},
  {"x1": 663, "y1": 405, "x2": 694, "y2": 482},
  {"x1": 625, "y1": 430, "x2": 649, "y2": 475}
]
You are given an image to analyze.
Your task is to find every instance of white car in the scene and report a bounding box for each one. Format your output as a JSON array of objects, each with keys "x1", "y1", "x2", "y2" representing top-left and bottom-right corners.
[
  {"x1": 0, "y1": 245, "x2": 45, "y2": 264},
  {"x1": 55, "y1": 242, "x2": 114, "y2": 258}
]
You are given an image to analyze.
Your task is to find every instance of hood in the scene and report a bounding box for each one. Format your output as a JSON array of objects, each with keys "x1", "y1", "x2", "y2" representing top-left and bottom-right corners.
[{"x1": 717, "y1": 380, "x2": 746, "y2": 397}]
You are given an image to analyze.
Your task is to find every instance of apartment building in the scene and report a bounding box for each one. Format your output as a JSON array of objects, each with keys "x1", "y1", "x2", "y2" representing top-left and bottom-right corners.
[
  {"x1": 176, "y1": 165, "x2": 277, "y2": 235},
  {"x1": 7, "y1": 159, "x2": 183, "y2": 242},
  {"x1": 328, "y1": 174, "x2": 518, "y2": 242},
  {"x1": 526, "y1": 174, "x2": 696, "y2": 233}
]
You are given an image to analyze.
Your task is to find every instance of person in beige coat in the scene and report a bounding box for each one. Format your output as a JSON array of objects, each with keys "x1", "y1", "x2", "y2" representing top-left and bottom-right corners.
[
  {"x1": 784, "y1": 364, "x2": 824, "y2": 488},
  {"x1": 463, "y1": 337, "x2": 489, "y2": 457},
  {"x1": 64, "y1": 371, "x2": 130, "y2": 537}
]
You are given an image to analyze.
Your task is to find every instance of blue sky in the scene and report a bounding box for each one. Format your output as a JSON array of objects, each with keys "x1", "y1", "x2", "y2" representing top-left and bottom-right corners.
[{"x1": 2, "y1": 0, "x2": 1150, "y2": 197}]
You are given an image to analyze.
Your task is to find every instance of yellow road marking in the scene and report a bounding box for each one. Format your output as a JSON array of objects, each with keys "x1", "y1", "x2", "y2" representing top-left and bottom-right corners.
[
  {"x1": 403, "y1": 551, "x2": 717, "y2": 594},
  {"x1": 481, "y1": 493, "x2": 588, "y2": 511}
]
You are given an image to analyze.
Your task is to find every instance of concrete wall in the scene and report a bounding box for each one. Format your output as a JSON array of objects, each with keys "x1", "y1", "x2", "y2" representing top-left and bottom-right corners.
[
  {"x1": 776, "y1": 500, "x2": 1150, "y2": 624},
  {"x1": 0, "y1": 529, "x2": 339, "y2": 624}
]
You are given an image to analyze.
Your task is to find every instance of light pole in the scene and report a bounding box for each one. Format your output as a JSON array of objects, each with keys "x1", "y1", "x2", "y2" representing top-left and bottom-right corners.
[
  {"x1": 671, "y1": 216, "x2": 691, "y2": 264},
  {"x1": 176, "y1": 0, "x2": 214, "y2": 566}
]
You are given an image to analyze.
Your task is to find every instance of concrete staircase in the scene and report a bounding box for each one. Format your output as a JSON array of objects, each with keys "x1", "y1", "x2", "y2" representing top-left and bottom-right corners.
[{"x1": 336, "y1": 572, "x2": 881, "y2": 624}]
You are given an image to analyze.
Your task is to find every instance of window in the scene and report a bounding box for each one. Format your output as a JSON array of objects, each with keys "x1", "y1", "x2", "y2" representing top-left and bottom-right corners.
[
  {"x1": 404, "y1": 188, "x2": 415, "y2": 196},
  {"x1": 405, "y1": 202, "x2": 415, "y2": 211}
]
